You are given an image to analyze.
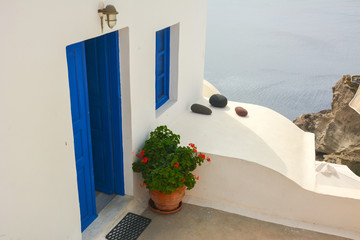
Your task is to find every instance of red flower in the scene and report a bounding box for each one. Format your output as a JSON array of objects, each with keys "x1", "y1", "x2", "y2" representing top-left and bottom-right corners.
[
  {"x1": 207, "y1": 157, "x2": 211, "y2": 162},
  {"x1": 141, "y1": 150, "x2": 145, "y2": 156},
  {"x1": 142, "y1": 157, "x2": 148, "y2": 163}
]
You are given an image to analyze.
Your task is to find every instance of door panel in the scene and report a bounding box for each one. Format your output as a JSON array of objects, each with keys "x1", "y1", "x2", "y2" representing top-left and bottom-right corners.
[
  {"x1": 66, "y1": 42, "x2": 97, "y2": 231},
  {"x1": 85, "y1": 34, "x2": 115, "y2": 194},
  {"x1": 106, "y1": 31, "x2": 125, "y2": 195}
]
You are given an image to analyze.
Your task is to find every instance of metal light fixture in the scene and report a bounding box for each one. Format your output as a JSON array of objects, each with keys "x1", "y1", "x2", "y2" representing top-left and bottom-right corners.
[{"x1": 98, "y1": 3, "x2": 118, "y2": 32}]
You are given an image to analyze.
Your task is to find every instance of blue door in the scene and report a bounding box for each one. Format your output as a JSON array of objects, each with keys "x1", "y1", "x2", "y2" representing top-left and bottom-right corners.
[
  {"x1": 85, "y1": 31, "x2": 125, "y2": 195},
  {"x1": 66, "y1": 42, "x2": 97, "y2": 231},
  {"x1": 66, "y1": 32, "x2": 125, "y2": 232},
  {"x1": 85, "y1": 34, "x2": 115, "y2": 194}
]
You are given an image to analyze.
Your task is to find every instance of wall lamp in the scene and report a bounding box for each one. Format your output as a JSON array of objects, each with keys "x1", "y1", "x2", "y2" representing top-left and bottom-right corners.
[{"x1": 98, "y1": 3, "x2": 118, "y2": 32}]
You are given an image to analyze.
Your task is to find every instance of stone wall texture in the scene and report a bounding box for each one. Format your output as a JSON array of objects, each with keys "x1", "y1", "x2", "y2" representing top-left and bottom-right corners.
[{"x1": 294, "y1": 75, "x2": 360, "y2": 176}]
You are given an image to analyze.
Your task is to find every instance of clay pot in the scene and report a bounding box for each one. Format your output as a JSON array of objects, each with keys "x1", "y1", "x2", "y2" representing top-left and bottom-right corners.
[{"x1": 149, "y1": 185, "x2": 186, "y2": 211}]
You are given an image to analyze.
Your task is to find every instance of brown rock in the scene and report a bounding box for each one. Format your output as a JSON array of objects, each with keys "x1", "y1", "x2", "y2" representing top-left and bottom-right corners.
[
  {"x1": 294, "y1": 75, "x2": 360, "y2": 154},
  {"x1": 323, "y1": 148, "x2": 360, "y2": 176},
  {"x1": 235, "y1": 107, "x2": 248, "y2": 117}
]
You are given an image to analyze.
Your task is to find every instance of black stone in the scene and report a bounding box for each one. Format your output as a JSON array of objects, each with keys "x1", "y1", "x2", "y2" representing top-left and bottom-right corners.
[
  {"x1": 209, "y1": 94, "x2": 228, "y2": 108},
  {"x1": 191, "y1": 104, "x2": 212, "y2": 115}
]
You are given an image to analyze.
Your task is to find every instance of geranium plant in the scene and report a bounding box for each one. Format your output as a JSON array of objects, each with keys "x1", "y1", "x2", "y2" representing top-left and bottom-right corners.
[{"x1": 132, "y1": 125, "x2": 210, "y2": 194}]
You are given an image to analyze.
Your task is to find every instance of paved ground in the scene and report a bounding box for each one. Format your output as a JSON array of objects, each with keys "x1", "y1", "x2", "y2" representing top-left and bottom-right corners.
[{"x1": 138, "y1": 203, "x2": 349, "y2": 240}]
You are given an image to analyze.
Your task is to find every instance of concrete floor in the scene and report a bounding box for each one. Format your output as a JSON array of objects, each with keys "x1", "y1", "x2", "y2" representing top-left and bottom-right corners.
[
  {"x1": 83, "y1": 195, "x2": 134, "y2": 240},
  {"x1": 138, "y1": 203, "x2": 350, "y2": 240},
  {"x1": 95, "y1": 191, "x2": 116, "y2": 214}
]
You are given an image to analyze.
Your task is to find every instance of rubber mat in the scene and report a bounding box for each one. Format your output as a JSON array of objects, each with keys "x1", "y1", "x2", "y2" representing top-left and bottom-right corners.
[{"x1": 105, "y1": 212, "x2": 151, "y2": 240}]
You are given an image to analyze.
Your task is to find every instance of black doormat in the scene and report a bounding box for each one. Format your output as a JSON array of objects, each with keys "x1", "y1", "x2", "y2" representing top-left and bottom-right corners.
[{"x1": 105, "y1": 212, "x2": 151, "y2": 240}]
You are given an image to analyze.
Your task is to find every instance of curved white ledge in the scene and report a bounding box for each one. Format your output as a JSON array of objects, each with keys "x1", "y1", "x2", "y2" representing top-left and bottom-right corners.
[
  {"x1": 168, "y1": 99, "x2": 360, "y2": 237},
  {"x1": 169, "y1": 97, "x2": 316, "y2": 191}
]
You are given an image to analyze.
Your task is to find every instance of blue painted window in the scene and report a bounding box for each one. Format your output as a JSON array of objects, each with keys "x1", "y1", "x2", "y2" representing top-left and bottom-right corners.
[{"x1": 155, "y1": 27, "x2": 170, "y2": 109}]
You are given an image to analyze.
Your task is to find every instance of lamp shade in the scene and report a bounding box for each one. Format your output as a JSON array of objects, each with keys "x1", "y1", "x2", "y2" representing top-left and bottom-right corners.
[
  {"x1": 107, "y1": 13, "x2": 117, "y2": 28},
  {"x1": 103, "y1": 5, "x2": 118, "y2": 28}
]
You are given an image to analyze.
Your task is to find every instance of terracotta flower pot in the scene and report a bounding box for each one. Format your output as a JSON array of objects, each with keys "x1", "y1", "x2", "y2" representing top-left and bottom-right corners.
[{"x1": 149, "y1": 185, "x2": 186, "y2": 211}]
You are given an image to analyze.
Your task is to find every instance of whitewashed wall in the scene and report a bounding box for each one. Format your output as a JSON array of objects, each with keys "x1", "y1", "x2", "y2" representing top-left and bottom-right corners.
[
  {"x1": 166, "y1": 96, "x2": 360, "y2": 238},
  {"x1": 349, "y1": 85, "x2": 360, "y2": 114},
  {"x1": 123, "y1": 1, "x2": 208, "y2": 196},
  {"x1": 0, "y1": 0, "x2": 208, "y2": 239},
  {"x1": 185, "y1": 154, "x2": 360, "y2": 239}
]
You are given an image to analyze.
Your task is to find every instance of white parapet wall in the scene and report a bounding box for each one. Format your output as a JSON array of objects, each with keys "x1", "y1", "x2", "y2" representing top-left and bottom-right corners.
[
  {"x1": 349, "y1": 75, "x2": 360, "y2": 114},
  {"x1": 167, "y1": 86, "x2": 360, "y2": 238},
  {"x1": 203, "y1": 79, "x2": 220, "y2": 98},
  {"x1": 170, "y1": 98, "x2": 317, "y2": 191},
  {"x1": 184, "y1": 154, "x2": 360, "y2": 239}
]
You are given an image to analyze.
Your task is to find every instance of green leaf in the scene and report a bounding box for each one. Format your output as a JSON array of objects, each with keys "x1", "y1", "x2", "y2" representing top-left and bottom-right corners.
[{"x1": 132, "y1": 125, "x2": 208, "y2": 193}]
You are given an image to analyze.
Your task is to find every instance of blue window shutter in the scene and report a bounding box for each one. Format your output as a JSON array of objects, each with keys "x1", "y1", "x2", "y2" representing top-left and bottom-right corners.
[{"x1": 155, "y1": 27, "x2": 170, "y2": 109}]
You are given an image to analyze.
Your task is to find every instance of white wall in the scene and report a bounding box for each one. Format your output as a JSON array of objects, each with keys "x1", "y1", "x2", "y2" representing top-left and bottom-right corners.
[
  {"x1": 0, "y1": 0, "x2": 208, "y2": 239},
  {"x1": 184, "y1": 154, "x2": 360, "y2": 239},
  {"x1": 203, "y1": 79, "x2": 220, "y2": 98},
  {"x1": 167, "y1": 96, "x2": 360, "y2": 238},
  {"x1": 169, "y1": 99, "x2": 316, "y2": 190},
  {"x1": 127, "y1": 1, "x2": 208, "y2": 145},
  {"x1": 127, "y1": 1, "x2": 208, "y2": 195},
  {"x1": 349, "y1": 86, "x2": 360, "y2": 114}
]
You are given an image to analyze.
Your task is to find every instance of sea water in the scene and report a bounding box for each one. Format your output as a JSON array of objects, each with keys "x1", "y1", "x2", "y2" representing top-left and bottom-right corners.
[{"x1": 205, "y1": 0, "x2": 360, "y2": 120}]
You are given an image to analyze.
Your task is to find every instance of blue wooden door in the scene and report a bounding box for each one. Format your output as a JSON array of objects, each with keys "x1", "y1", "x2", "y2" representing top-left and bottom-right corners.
[
  {"x1": 84, "y1": 31, "x2": 125, "y2": 195},
  {"x1": 66, "y1": 42, "x2": 97, "y2": 231},
  {"x1": 106, "y1": 32, "x2": 125, "y2": 196},
  {"x1": 85, "y1": 34, "x2": 115, "y2": 194}
]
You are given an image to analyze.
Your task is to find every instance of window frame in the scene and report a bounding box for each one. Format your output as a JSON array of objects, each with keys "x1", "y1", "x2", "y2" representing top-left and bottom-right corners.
[{"x1": 155, "y1": 27, "x2": 170, "y2": 109}]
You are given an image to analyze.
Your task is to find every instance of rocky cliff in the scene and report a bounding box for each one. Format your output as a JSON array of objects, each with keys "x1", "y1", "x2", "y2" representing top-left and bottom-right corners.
[{"x1": 294, "y1": 75, "x2": 360, "y2": 176}]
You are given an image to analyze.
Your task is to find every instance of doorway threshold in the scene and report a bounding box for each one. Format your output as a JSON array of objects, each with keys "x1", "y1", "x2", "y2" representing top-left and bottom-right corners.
[
  {"x1": 95, "y1": 191, "x2": 116, "y2": 214},
  {"x1": 82, "y1": 195, "x2": 147, "y2": 240}
]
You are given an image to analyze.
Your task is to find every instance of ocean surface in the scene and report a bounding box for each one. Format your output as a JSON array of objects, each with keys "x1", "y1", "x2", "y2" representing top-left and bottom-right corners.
[{"x1": 205, "y1": 0, "x2": 360, "y2": 120}]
